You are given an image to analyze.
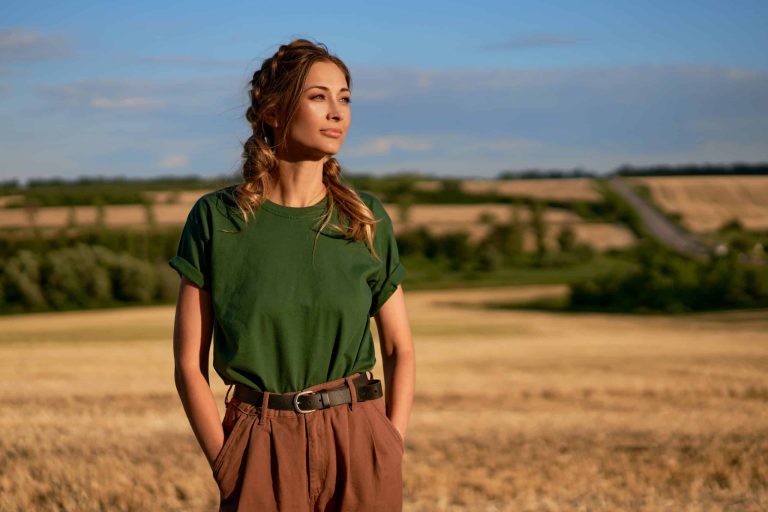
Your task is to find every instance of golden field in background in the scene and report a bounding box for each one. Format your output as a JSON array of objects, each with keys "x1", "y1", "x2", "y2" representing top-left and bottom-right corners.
[
  {"x1": 1, "y1": 285, "x2": 766, "y2": 511},
  {"x1": 628, "y1": 175, "x2": 768, "y2": 232},
  {"x1": 459, "y1": 177, "x2": 603, "y2": 202},
  {"x1": 4, "y1": 175, "x2": 768, "y2": 236},
  {"x1": 0, "y1": 179, "x2": 638, "y2": 252},
  {"x1": 390, "y1": 203, "x2": 633, "y2": 251}
]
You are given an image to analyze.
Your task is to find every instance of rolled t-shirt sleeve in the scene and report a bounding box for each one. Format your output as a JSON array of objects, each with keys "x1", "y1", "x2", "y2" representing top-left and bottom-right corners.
[
  {"x1": 168, "y1": 198, "x2": 211, "y2": 290},
  {"x1": 367, "y1": 196, "x2": 407, "y2": 317}
]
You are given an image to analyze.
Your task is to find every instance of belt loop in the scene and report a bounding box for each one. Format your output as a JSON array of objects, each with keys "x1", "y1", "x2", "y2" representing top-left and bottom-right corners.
[
  {"x1": 259, "y1": 391, "x2": 270, "y2": 425},
  {"x1": 224, "y1": 383, "x2": 234, "y2": 407},
  {"x1": 344, "y1": 375, "x2": 358, "y2": 411}
]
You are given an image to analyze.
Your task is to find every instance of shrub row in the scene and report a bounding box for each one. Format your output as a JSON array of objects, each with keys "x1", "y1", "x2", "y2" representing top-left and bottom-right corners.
[
  {"x1": 0, "y1": 244, "x2": 179, "y2": 314},
  {"x1": 569, "y1": 240, "x2": 768, "y2": 313}
]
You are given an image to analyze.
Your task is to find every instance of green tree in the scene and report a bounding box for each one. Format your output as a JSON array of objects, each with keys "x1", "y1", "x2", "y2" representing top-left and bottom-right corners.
[
  {"x1": 66, "y1": 206, "x2": 77, "y2": 229},
  {"x1": 143, "y1": 199, "x2": 157, "y2": 229},
  {"x1": 4, "y1": 250, "x2": 47, "y2": 310},
  {"x1": 44, "y1": 245, "x2": 112, "y2": 308},
  {"x1": 94, "y1": 197, "x2": 106, "y2": 230},
  {"x1": 557, "y1": 223, "x2": 576, "y2": 253},
  {"x1": 530, "y1": 200, "x2": 548, "y2": 265},
  {"x1": 438, "y1": 232, "x2": 471, "y2": 272},
  {"x1": 396, "y1": 195, "x2": 414, "y2": 224}
]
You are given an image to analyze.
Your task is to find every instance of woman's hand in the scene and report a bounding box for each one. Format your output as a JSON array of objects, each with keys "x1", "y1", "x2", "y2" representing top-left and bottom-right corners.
[{"x1": 207, "y1": 440, "x2": 224, "y2": 470}]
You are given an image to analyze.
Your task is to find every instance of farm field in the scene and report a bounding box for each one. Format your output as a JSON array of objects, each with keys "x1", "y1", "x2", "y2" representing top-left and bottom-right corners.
[
  {"x1": 395, "y1": 204, "x2": 633, "y2": 250},
  {"x1": 460, "y1": 177, "x2": 603, "y2": 202},
  {"x1": 0, "y1": 182, "x2": 637, "y2": 252},
  {"x1": 627, "y1": 175, "x2": 768, "y2": 233},
  {"x1": 1, "y1": 285, "x2": 766, "y2": 511}
]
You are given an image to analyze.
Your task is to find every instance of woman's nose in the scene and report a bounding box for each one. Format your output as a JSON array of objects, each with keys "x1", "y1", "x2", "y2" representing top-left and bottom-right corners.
[{"x1": 327, "y1": 103, "x2": 344, "y2": 120}]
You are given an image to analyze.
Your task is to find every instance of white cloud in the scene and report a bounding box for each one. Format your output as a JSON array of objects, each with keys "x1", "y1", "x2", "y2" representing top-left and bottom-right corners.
[
  {"x1": 0, "y1": 27, "x2": 74, "y2": 62},
  {"x1": 5, "y1": 62, "x2": 766, "y2": 180},
  {"x1": 346, "y1": 135, "x2": 434, "y2": 157},
  {"x1": 90, "y1": 96, "x2": 165, "y2": 110},
  {"x1": 40, "y1": 76, "x2": 234, "y2": 112},
  {"x1": 157, "y1": 154, "x2": 189, "y2": 169},
  {"x1": 724, "y1": 68, "x2": 759, "y2": 81}
]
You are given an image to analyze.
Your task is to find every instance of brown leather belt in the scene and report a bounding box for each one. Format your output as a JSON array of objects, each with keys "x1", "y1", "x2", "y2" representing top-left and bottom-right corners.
[{"x1": 232, "y1": 372, "x2": 384, "y2": 414}]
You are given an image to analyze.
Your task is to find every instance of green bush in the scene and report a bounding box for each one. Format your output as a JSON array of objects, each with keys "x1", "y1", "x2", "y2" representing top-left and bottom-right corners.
[
  {"x1": 473, "y1": 242, "x2": 504, "y2": 272},
  {"x1": 4, "y1": 250, "x2": 47, "y2": 310},
  {"x1": 44, "y1": 245, "x2": 112, "y2": 308},
  {"x1": 0, "y1": 245, "x2": 178, "y2": 313},
  {"x1": 437, "y1": 232, "x2": 472, "y2": 272},
  {"x1": 556, "y1": 224, "x2": 576, "y2": 253},
  {"x1": 114, "y1": 254, "x2": 158, "y2": 302},
  {"x1": 569, "y1": 245, "x2": 768, "y2": 313}
]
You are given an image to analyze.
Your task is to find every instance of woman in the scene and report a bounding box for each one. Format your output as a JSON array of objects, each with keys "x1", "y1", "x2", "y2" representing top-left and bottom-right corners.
[{"x1": 169, "y1": 38, "x2": 415, "y2": 511}]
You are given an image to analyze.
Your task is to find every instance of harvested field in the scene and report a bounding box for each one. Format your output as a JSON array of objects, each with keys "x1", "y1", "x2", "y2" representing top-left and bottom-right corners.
[
  {"x1": 1, "y1": 286, "x2": 766, "y2": 511},
  {"x1": 627, "y1": 176, "x2": 768, "y2": 232},
  {"x1": 460, "y1": 178, "x2": 602, "y2": 202},
  {"x1": 0, "y1": 198, "x2": 636, "y2": 252}
]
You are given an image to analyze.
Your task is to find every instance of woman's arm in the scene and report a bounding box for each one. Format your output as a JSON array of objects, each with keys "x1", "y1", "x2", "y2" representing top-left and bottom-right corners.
[
  {"x1": 373, "y1": 284, "x2": 415, "y2": 443},
  {"x1": 172, "y1": 276, "x2": 224, "y2": 468}
]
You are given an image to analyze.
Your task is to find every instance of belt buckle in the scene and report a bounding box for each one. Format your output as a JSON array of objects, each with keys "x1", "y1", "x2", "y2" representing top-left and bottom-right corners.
[{"x1": 293, "y1": 390, "x2": 317, "y2": 413}]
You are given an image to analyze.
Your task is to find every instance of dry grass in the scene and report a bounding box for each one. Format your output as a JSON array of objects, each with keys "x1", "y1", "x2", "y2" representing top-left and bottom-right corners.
[
  {"x1": 399, "y1": 220, "x2": 634, "y2": 250},
  {"x1": 389, "y1": 203, "x2": 634, "y2": 249},
  {"x1": 4, "y1": 175, "x2": 767, "y2": 238},
  {"x1": 0, "y1": 203, "x2": 197, "y2": 229},
  {"x1": 1, "y1": 286, "x2": 766, "y2": 511},
  {"x1": 0, "y1": 197, "x2": 637, "y2": 252},
  {"x1": 142, "y1": 191, "x2": 211, "y2": 204},
  {"x1": 389, "y1": 204, "x2": 582, "y2": 226},
  {"x1": 627, "y1": 176, "x2": 768, "y2": 232},
  {"x1": 460, "y1": 178, "x2": 603, "y2": 202},
  {"x1": 570, "y1": 223, "x2": 636, "y2": 251}
]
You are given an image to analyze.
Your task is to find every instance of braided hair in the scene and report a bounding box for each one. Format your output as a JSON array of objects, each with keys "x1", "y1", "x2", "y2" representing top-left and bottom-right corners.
[{"x1": 232, "y1": 38, "x2": 382, "y2": 261}]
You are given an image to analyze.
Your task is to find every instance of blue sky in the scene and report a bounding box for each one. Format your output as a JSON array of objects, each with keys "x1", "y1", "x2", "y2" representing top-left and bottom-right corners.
[{"x1": 1, "y1": 0, "x2": 767, "y2": 183}]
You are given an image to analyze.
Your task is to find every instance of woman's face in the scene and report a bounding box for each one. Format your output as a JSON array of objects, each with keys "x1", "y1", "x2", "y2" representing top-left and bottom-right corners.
[{"x1": 278, "y1": 60, "x2": 351, "y2": 160}]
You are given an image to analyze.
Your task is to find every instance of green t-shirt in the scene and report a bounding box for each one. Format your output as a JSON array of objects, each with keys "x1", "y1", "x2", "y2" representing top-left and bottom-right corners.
[{"x1": 168, "y1": 184, "x2": 407, "y2": 393}]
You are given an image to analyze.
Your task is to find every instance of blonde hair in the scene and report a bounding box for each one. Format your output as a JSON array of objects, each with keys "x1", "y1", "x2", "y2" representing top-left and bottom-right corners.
[{"x1": 232, "y1": 38, "x2": 380, "y2": 261}]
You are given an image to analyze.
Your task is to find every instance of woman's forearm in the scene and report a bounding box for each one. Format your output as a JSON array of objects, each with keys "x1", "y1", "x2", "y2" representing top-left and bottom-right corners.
[
  {"x1": 174, "y1": 366, "x2": 225, "y2": 467},
  {"x1": 382, "y1": 347, "x2": 415, "y2": 441}
]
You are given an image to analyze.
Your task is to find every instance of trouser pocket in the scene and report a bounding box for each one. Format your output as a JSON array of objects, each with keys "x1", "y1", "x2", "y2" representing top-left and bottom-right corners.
[
  {"x1": 212, "y1": 398, "x2": 261, "y2": 500},
  {"x1": 365, "y1": 396, "x2": 405, "y2": 455},
  {"x1": 212, "y1": 401, "x2": 245, "y2": 476}
]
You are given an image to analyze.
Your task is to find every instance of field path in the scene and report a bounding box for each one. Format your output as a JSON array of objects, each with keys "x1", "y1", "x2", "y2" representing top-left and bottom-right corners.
[{"x1": 607, "y1": 176, "x2": 712, "y2": 258}]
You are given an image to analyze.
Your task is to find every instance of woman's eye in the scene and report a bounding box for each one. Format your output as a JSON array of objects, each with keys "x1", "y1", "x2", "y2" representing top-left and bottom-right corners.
[{"x1": 310, "y1": 94, "x2": 350, "y2": 103}]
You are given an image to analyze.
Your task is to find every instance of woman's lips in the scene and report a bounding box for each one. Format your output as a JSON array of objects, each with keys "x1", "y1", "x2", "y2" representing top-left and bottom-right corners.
[{"x1": 320, "y1": 129, "x2": 342, "y2": 138}]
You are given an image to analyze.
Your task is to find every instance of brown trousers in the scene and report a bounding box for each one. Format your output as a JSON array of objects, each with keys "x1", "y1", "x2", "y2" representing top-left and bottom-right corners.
[{"x1": 211, "y1": 371, "x2": 404, "y2": 511}]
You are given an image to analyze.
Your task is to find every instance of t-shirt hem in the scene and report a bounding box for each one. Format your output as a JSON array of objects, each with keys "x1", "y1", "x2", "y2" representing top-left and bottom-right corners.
[
  {"x1": 369, "y1": 263, "x2": 407, "y2": 317},
  {"x1": 168, "y1": 256, "x2": 206, "y2": 289}
]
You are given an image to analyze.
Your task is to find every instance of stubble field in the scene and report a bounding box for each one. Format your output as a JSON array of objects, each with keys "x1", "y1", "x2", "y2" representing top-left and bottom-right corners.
[
  {"x1": 627, "y1": 175, "x2": 768, "y2": 233},
  {"x1": 0, "y1": 285, "x2": 766, "y2": 511},
  {"x1": 0, "y1": 179, "x2": 636, "y2": 253}
]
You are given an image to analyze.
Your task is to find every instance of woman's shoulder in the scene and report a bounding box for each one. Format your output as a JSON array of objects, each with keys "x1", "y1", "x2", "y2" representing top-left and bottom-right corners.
[
  {"x1": 187, "y1": 184, "x2": 240, "y2": 214},
  {"x1": 182, "y1": 184, "x2": 235, "y2": 208},
  {"x1": 197, "y1": 184, "x2": 239, "y2": 206},
  {"x1": 354, "y1": 189, "x2": 386, "y2": 214},
  {"x1": 354, "y1": 189, "x2": 394, "y2": 226},
  {"x1": 181, "y1": 184, "x2": 246, "y2": 232}
]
